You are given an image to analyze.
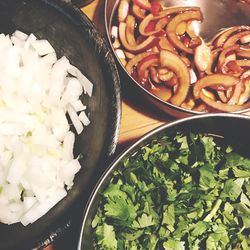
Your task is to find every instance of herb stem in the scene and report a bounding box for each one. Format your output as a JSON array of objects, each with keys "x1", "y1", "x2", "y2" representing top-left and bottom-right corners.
[{"x1": 203, "y1": 199, "x2": 222, "y2": 222}]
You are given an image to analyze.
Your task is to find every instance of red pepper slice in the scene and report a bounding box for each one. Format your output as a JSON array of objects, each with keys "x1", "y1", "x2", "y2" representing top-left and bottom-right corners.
[
  {"x1": 151, "y1": 1, "x2": 161, "y2": 16},
  {"x1": 160, "y1": 50, "x2": 190, "y2": 105}
]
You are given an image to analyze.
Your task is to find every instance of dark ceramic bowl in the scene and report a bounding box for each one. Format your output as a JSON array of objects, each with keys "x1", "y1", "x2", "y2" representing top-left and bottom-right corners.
[
  {"x1": 78, "y1": 113, "x2": 250, "y2": 249},
  {"x1": 104, "y1": 0, "x2": 250, "y2": 118},
  {"x1": 0, "y1": 0, "x2": 121, "y2": 249}
]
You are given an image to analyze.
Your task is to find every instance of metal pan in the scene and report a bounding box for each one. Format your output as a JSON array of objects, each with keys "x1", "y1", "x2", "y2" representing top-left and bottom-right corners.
[
  {"x1": 104, "y1": 0, "x2": 250, "y2": 118},
  {"x1": 0, "y1": 0, "x2": 121, "y2": 249},
  {"x1": 78, "y1": 113, "x2": 250, "y2": 249}
]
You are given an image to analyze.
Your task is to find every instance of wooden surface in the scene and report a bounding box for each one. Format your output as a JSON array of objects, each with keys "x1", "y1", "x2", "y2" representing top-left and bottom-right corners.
[{"x1": 43, "y1": 1, "x2": 171, "y2": 250}]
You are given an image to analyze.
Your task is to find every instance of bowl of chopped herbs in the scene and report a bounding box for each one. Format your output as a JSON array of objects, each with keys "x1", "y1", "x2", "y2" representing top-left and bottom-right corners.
[{"x1": 78, "y1": 113, "x2": 250, "y2": 250}]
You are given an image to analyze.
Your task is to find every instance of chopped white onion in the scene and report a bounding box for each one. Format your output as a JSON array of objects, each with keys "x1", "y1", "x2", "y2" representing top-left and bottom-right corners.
[{"x1": 0, "y1": 30, "x2": 93, "y2": 226}]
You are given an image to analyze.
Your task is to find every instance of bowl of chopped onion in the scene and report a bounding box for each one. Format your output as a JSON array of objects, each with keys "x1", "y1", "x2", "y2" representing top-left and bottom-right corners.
[
  {"x1": 78, "y1": 113, "x2": 250, "y2": 250},
  {"x1": 105, "y1": 0, "x2": 250, "y2": 117},
  {"x1": 0, "y1": 0, "x2": 121, "y2": 249}
]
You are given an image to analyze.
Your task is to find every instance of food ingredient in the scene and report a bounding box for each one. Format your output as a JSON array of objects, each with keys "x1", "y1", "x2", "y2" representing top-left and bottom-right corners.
[
  {"x1": 92, "y1": 132, "x2": 250, "y2": 249},
  {"x1": 112, "y1": 0, "x2": 250, "y2": 112},
  {"x1": 0, "y1": 30, "x2": 92, "y2": 226}
]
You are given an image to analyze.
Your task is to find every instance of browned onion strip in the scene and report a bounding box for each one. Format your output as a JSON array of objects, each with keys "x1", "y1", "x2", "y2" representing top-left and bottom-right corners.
[
  {"x1": 200, "y1": 90, "x2": 250, "y2": 112},
  {"x1": 223, "y1": 30, "x2": 250, "y2": 48},
  {"x1": 217, "y1": 90, "x2": 228, "y2": 103},
  {"x1": 213, "y1": 26, "x2": 250, "y2": 48},
  {"x1": 160, "y1": 50, "x2": 190, "y2": 105},
  {"x1": 228, "y1": 82, "x2": 242, "y2": 105},
  {"x1": 217, "y1": 45, "x2": 239, "y2": 72},
  {"x1": 132, "y1": 3, "x2": 146, "y2": 20},
  {"x1": 193, "y1": 74, "x2": 240, "y2": 99},
  {"x1": 167, "y1": 10, "x2": 203, "y2": 54},
  {"x1": 125, "y1": 15, "x2": 137, "y2": 46},
  {"x1": 237, "y1": 47, "x2": 250, "y2": 59},
  {"x1": 125, "y1": 51, "x2": 157, "y2": 74},
  {"x1": 119, "y1": 22, "x2": 159, "y2": 53},
  {"x1": 152, "y1": 6, "x2": 200, "y2": 20},
  {"x1": 236, "y1": 60, "x2": 250, "y2": 67}
]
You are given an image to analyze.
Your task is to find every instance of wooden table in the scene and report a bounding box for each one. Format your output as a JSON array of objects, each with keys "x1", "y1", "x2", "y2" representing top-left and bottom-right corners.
[{"x1": 44, "y1": 1, "x2": 172, "y2": 249}]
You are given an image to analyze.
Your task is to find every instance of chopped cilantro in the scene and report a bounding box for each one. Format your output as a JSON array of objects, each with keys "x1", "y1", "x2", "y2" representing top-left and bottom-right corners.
[{"x1": 91, "y1": 132, "x2": 250, "y2": 249}]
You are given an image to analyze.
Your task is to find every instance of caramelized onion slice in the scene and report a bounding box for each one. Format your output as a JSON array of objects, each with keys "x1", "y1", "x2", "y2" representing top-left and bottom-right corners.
[
  {"x1": 132, "y1": 3, "x2": 146, "y2": 20},
  {"x1": 125, "y1": 51, "x2": 157, "y2": 74},
  {"x1": 150, "y1": 85, "x2": 172, "y2": 101},
  {"x1": 137, "y1": 54, "x2": 159, "y2": 82},
  {"x1": 118, "y1": 0, "x2": 130, "y2": 22},
  {"x1": 217, "y1": 45, "x2": 239, "y2": 72},
  {"x1": 212, "y1": 26, "x2": 250, "y2": 48},
  {"x1": 237, "y1": 47, "x2": 250, "y2": 59},
  {"x1": 160, "y1": 50, "x2": 190, "y2": 105},
  {"x1": 167, "y1": 10, "x2": 203, "y2": 54},
  {"x1": 200, "y1": 90, "x2": 250, "y2": 112},
  {"x1": 193, "y1": 74, "x2": 240, "y2": 99},
  {"x1": 236, "y1": 60, "x2": 250, "y2": 67},
  {"x1": 153, "y1": 6, "x2": 200, "y2": 20},
  {"x1": 126, "y1": 15, "x2": 137, "y2": 46},
  {"x1": 132, "y1": 0, "x2": 151, "y2": 10},
  {"x1": 223, "y1": 30, "x2": 250, "y2": 48},
  {"x1": 119, "y1": 22, "x2": 159, "y2": 53}
]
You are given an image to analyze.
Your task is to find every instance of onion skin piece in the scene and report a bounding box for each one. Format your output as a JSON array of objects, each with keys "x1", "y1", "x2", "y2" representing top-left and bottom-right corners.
[
  {"x1": 200, "y1": 90, "x2": 250, "y2": 112},
  {"x1": 167, "y1": 10, "x2": 203, "y2": 54},
  {"x1": 193, "y1": 74, "x2": 240, "y2": 99},
  {"x1": 125, "y1": 51, "x2": 157, "y2": 74},
  {"x1": 119, "y1": 22, "x2": 159, "y2": 53},
  {"x1": 160, "y1": 50, "x2": 190, "y2": 105}
]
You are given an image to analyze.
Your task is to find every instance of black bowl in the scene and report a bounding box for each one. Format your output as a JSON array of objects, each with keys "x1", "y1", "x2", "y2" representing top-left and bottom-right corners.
[
  {"x1": 104, "y1": 0, "x2": 250, "y2": 118},
  {"x1": 78, "y1": 113, "x2": 250, "y2": 249},
  {"x1": 0, "y1": 0, "x2": 121, "y2": 249}
]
